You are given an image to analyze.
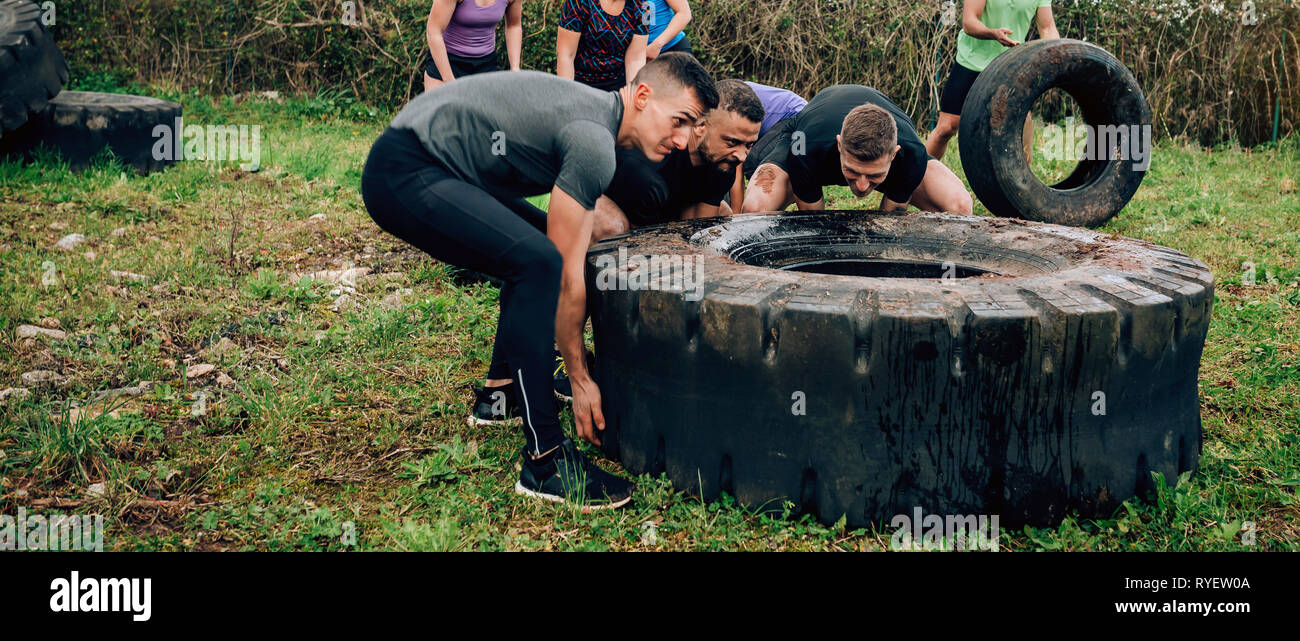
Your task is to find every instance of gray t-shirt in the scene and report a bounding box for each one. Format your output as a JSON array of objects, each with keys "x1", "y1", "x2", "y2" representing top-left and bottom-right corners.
[{"x1": 391, "y1": 70, "x2": 625, "y2": 210}]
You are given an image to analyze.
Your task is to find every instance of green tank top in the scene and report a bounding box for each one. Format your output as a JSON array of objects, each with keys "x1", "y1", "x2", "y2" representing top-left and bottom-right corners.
[{"x1": 955, "y1": 0, "x2": 1051, "y2": 72}]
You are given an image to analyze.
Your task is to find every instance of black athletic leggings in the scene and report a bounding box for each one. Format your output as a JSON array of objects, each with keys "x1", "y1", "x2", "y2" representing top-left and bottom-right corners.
[{"x1": 360, "y1": 126, "x2": 562, "y2": 456}]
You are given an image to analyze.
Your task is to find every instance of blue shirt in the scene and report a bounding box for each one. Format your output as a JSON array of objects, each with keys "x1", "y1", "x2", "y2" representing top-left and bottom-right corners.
[{"x1": 645, "y1": 0, "x2": 685, "y2": 49}]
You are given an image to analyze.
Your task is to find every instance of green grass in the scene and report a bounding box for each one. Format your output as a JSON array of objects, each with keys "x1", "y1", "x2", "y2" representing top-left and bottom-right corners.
[{"x1": 0, "y1": 89, "x2": 1296, "y2": 551}]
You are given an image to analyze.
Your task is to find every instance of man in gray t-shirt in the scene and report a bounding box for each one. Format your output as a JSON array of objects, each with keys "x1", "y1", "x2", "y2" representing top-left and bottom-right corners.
[
  {"x1": 392, "y1": 69, "x2": 624, "y2": 211},
  {"x1": 362, "y1": 53, "x2": 718, "y2": 511}
]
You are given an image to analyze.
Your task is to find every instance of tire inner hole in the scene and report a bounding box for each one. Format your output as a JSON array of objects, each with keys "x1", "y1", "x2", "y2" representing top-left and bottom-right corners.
[{"x1": 779, "y1": 259, "x2": 993, "y2": 278}]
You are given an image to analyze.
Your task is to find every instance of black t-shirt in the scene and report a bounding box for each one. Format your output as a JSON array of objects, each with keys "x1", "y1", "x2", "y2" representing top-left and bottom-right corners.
[
  {"x1": 658, "y1": 148, "x2": 734, "y2": 211},
  {"x1": 605, "y1": 146, "x2": 735, "y2": 225},
  {"x1": 785, "y1": 85, "x2": 929, "y2": 204}
]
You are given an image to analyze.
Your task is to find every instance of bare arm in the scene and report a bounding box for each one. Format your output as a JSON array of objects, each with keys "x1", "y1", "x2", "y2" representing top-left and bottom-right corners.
[
  {"x1": 547, "y1": 186, "x2": 604, "y2": 444},
  {"x1": 880, "y1": 194, "x2": 909, "y2": 212},
  {"x1": 647, "y1": 0, "x2": 692, "y2": 59},
  {"x1": 728, "y1": 166, "x2": 744, "y2": 210},
  {"x1": 795, "y1": 190, "x2": 825, "y2": 211},
  {"x1": 679, "y1": 201, "x2": 721, "y2": 220},
  {"x1": 557, "y1": 27, "x2": 580, "y2": 80},
  {"x1": 625, "y1": 34, "x2": 648, "y2": 84},
  {"x1": 962, "y1": 0, "x2": 1019, "y2": 47},
  {"x1": 505, "y1": 0, "x2": 524, "y2": 70},
  {"x1": 426, "y1": 0, "x2": 460, "y2": 81},
  {"x1": 1035, "y1": 5, "x2": 1060, "y2": 40}
]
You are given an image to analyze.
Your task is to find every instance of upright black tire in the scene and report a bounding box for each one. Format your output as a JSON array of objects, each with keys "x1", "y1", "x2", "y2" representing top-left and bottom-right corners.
[
  {"x1": 0, "y1": 0, "x2": 68, "y2": 135},
  {"x1": 0, "y1": 91, "x2": 183, "y2": 173},
  {"x1": 586, "y1": 211, "x2": 1213, "y2": 528},
  {"x1": 959, "y1": 39, "x2": 1151, "y2": 228}
]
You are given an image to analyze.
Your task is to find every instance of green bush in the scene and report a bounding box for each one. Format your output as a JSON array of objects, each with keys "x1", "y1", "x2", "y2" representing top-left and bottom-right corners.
[{"x1": 50, "y1": 0, "x2": 1298, "y2": 145}]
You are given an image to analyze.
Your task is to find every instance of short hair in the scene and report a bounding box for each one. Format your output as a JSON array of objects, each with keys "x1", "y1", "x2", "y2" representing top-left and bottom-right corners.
[
  {"x1": 840, "y1": 104, "x2": 897, "y2": 161},
  {"x1": 715, "y1": 79, "x2": 765, "y2": 124},
  {"x1": 631, "y1": 52, "x2": 719, "y2": 112}
]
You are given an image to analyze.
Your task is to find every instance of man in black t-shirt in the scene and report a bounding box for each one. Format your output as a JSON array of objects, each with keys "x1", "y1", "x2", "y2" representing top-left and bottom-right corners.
[
  {"x1": 594, "y1": 79, "x2": 765, "y2": 239},
  {"x1": 740, "y1": 84, "x2": 972, "y2": 215}
]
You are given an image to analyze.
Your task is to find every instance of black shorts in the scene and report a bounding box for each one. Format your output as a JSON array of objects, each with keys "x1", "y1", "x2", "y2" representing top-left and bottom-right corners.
[
  {"x1": 661, "y1": 33, "x2": 692, "y2": 56},
  {"x1": 578, "y1": 75, "x2": 628, "y2": 92},
  {"x1": 742, "y1": 117, "x2": 795, "y2": 180},
  {"x1": 423, "y1": 49, "x2": 501, "y2": 81},
  {"x1": 938, "y1": 60, "x2": 981, "y2": 116}
]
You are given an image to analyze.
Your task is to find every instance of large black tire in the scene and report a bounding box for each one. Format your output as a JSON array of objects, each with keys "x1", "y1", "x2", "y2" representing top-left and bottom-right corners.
[
  {"x1": 959, "y1": 39, "x2": 1151, "y2": 228},
  {"x1": 586, "y1": 211, "x2": 1213, "y2": 527},
  {"x1": 0, "y1": 91, "x2": 183, "y2": 173},
  {"x1": 0, "y1": 0, "x2": 68, "y2": 135}
]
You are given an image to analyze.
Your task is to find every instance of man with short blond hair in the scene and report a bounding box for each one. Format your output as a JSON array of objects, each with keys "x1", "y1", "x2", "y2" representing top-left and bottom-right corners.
[
  {"x1": 840, "y1": 104, "x2": 898, "y2": 162},
  {"x1": 741, "y1": 84, "x2": 972, "y2": 214}
]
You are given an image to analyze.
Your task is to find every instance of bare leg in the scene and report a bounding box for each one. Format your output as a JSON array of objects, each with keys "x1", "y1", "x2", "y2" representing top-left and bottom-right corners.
[
  {"x1": 925, "y1": 112, "x2": 962, "y2": 161},
  {"x1": 741, "y1": 163, "x2": 795, "y2": 213},
  {"x1": 1023, "y1": 114, "x2": 1034, "y2": 166},
  {"x1": 424, "y1": 72, "x2": 444, "y2": 93},
  {"x1": 908, "y1": 159, "x2": 973, "y2": 214}
]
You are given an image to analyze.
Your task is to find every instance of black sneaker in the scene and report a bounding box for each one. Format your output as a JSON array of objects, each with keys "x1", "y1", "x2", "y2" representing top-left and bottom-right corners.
[
  {"x1": 553, "y1": 349, "x2": 596, "y2": 403},
  {"x1": 449, "y1": 267, "x2": 504, "y2": 289},
  {"x1": 467, "y1": 383, "x2": 519, "y2": 426},
  {"x1": 515, "y1": 439, "x2": 634, "y2": 512},
  {"x1": 552, "y1": 350, "x2": 572, "y2": 402}
]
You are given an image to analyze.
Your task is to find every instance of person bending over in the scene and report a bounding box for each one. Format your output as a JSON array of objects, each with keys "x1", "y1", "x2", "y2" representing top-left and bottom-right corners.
[
  {"x1": 593, "y1": 78, "x2": 763, "y2": 240},
  {"x1": 744, "y1": 81, "x2": 807, "y2": 138},
  {"x1": 734, "y1": 80, "x2": 807, "y2": 205},
  {"x1": 741, "y1": 84, "x2": 972, "y2": 214},
  {"x1": 360, "y1": 54, "x2": 718, "y2": 510}
]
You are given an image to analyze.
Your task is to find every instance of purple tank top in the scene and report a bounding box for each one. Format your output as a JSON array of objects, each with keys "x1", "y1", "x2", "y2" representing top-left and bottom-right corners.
[{"x1": 443, "y1": 0, "x2": 508, "y2": 58}]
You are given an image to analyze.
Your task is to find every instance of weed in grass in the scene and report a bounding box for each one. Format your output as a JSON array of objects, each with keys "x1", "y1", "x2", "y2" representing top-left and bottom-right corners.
[{"x1": 397, "y1": 437, "x2": 489, "y2": 489}]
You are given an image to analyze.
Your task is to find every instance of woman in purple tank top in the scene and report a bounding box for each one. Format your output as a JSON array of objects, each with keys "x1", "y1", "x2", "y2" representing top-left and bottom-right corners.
[{"x1": 424, "y1": 0, "x2": 524, "y2": 92}]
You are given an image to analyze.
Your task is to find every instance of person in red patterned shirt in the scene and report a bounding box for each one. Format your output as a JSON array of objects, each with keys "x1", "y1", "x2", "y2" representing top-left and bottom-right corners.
[{"x1": 557, "y1": 0, "x2": 649, "y2": 91}]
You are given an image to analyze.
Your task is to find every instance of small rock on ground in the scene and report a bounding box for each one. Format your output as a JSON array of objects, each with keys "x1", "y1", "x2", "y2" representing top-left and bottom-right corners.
[
  {"x1": 185, "y1": 363, "x2": 216, "y2": 379},
  {"x1": 0, "y1": 388, "x2": 31, "y2": 403},
  {"x1": 110, "y1": 270, "x2": 148, "y2": 283},
  {"x1": 16, "y1": 324, "x2": 67, "y2": 340},
  {"x1": 20, "y1": 370, "x2": 66, "y2": 387},
  {"x1": 299, "y1": 266, "x2": 371, "y2": 287},
  {"x1": 90, "y1": 381, "x2": 154, "y2": 403},
  {"x1": 383, "y1": 288, "x2": 414, "y2": 309},
  {"x1": 54, "y1": 233, "x2": 85, "y2": 251}
]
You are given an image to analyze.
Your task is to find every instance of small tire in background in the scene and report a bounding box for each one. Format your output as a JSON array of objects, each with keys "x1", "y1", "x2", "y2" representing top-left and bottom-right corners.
[
  {"x1": 0, "y1": 91, "x2": 183, "y2": 173},
  {"x1": 959, "y1": 39, "x2": 1152, "y2": 228},
  {"x1": 0, "y1": 0, "x2": 68, "y2": 135}
]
